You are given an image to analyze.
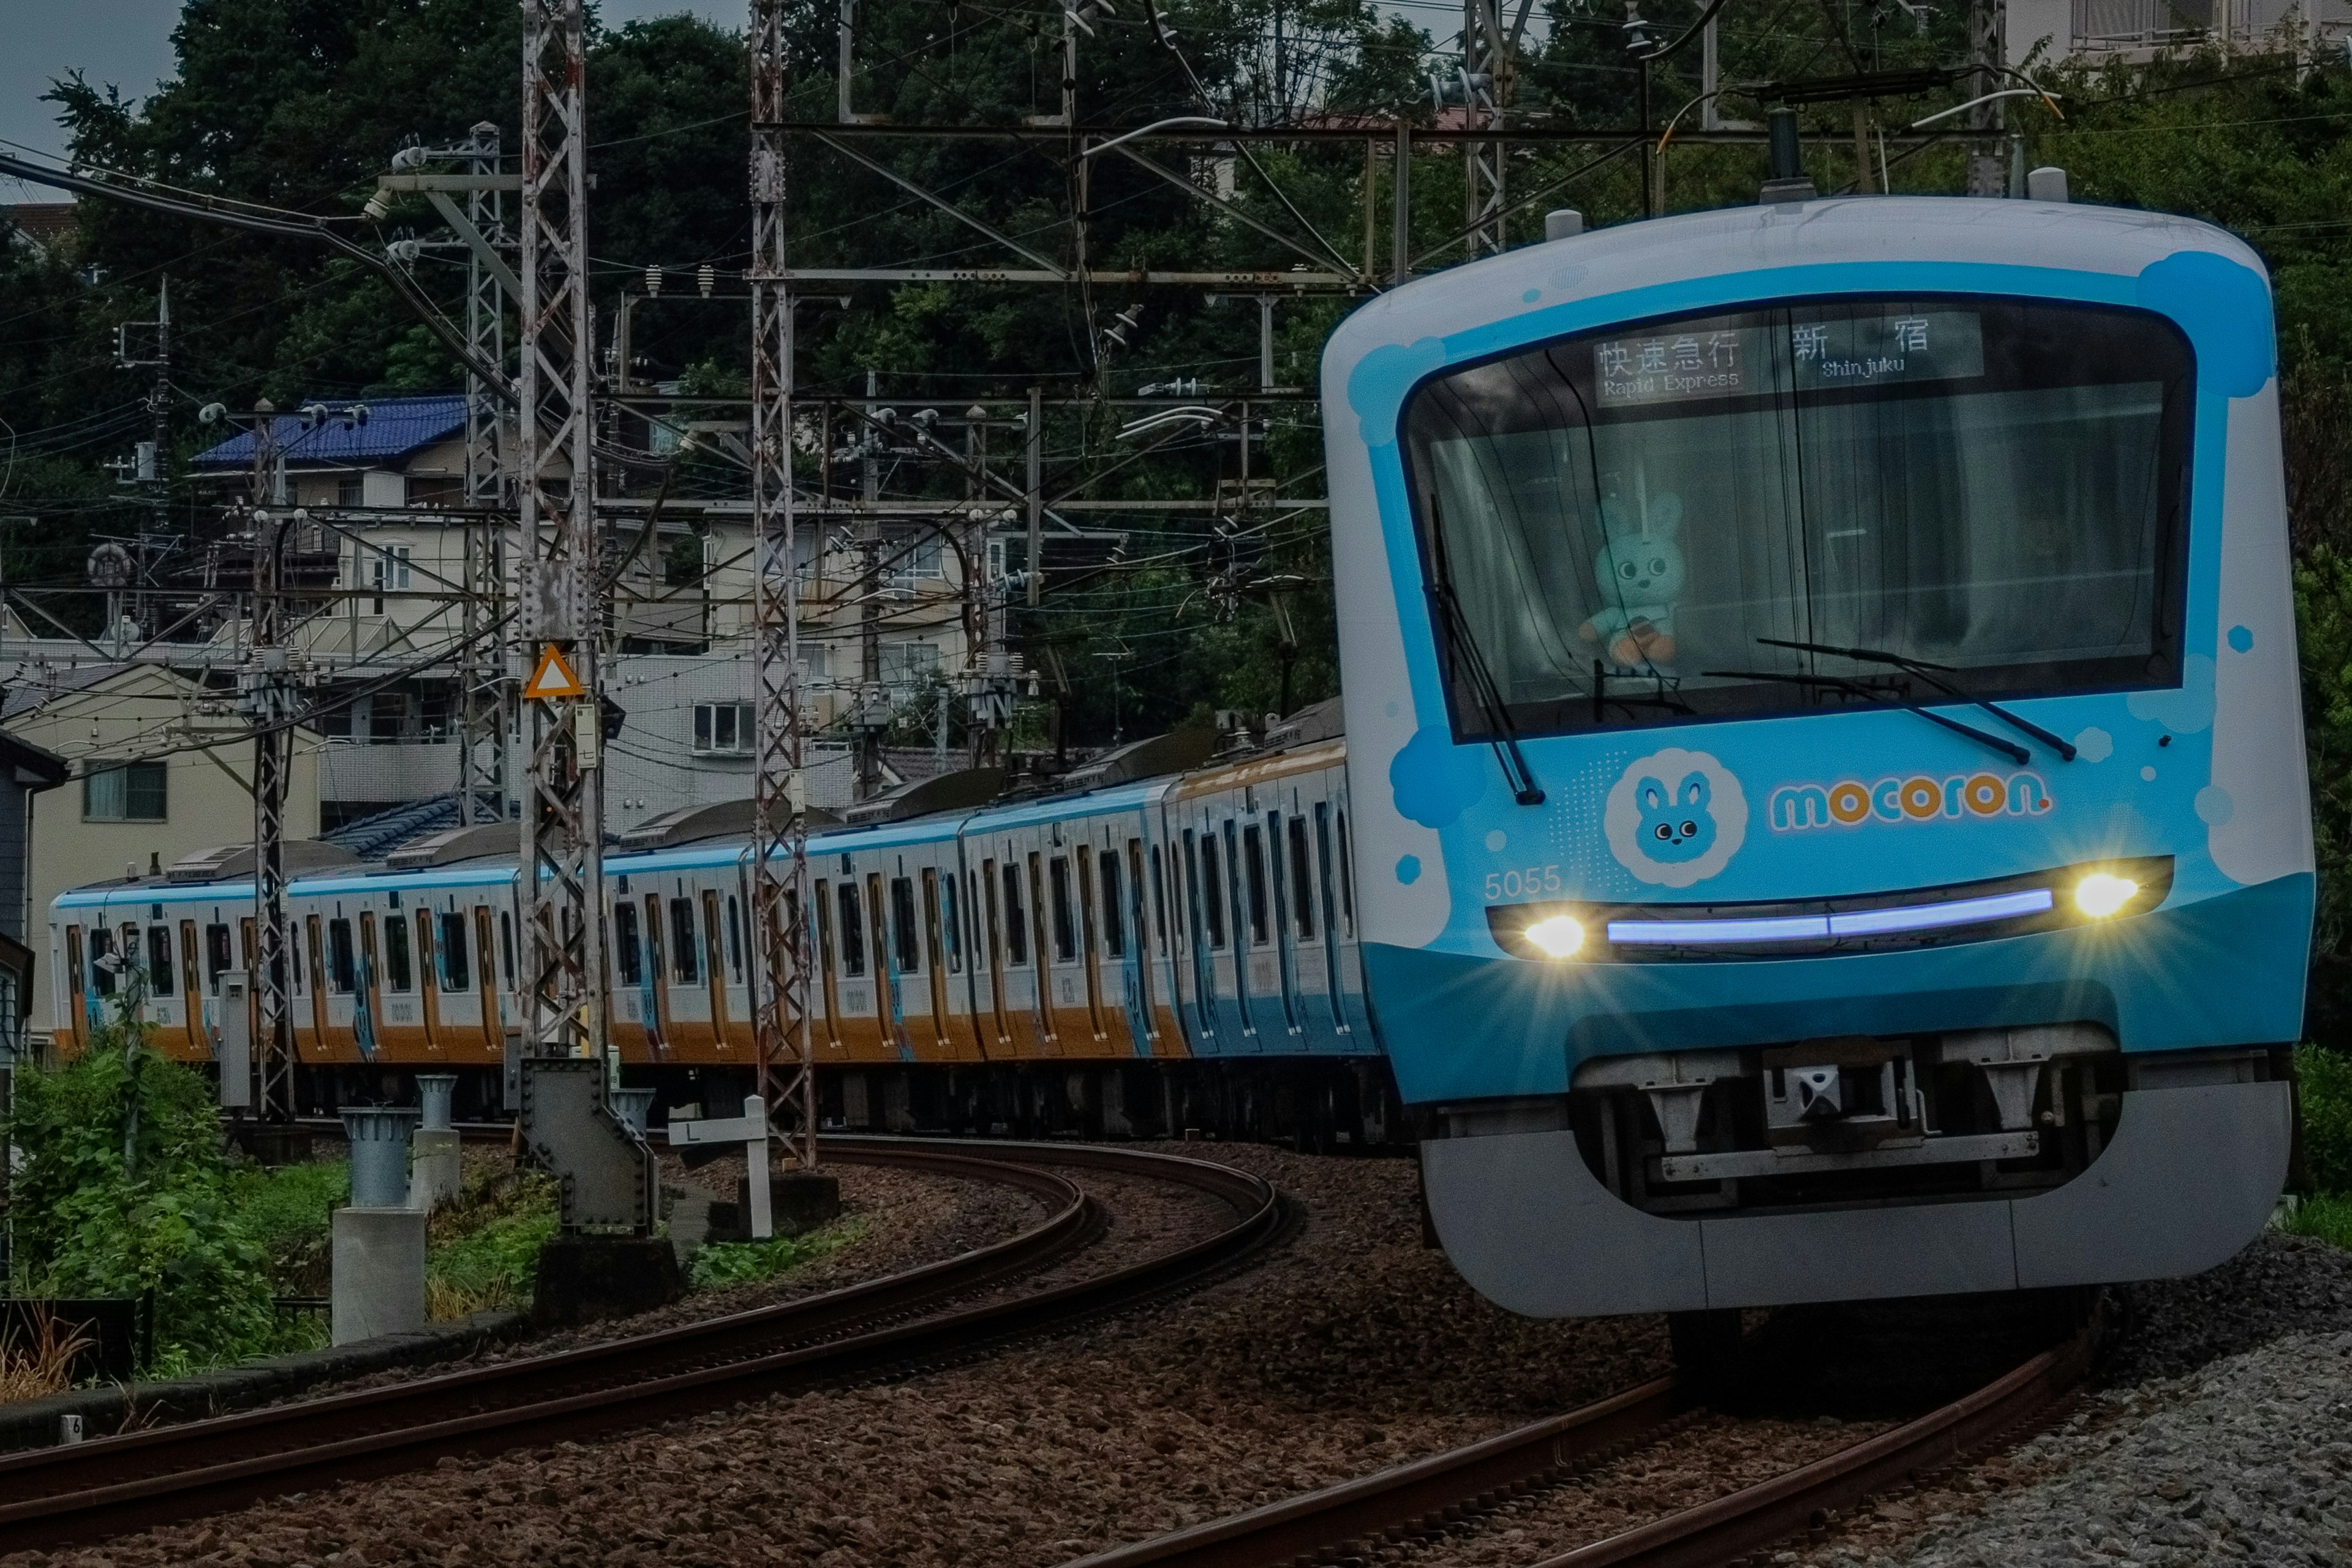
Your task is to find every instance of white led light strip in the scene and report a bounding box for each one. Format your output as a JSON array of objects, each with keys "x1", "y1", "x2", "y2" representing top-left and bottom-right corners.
[{"x1": 1605, "y1": 888, "x2": 2054, "y2": 947}]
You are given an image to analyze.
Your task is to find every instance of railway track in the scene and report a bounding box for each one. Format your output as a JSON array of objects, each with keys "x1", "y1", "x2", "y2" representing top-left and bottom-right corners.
[
  {"x1": 0, "y1": 1137, "x2": 1284, "y2": 1551},
  {"x1": 1067, "y1": 1318, "x2": 2098, "y2": 1568}
]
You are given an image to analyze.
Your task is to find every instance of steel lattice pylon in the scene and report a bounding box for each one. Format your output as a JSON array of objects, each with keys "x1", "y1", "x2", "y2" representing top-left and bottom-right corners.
[
  {"x1": 458, "y1": 121, "x2": 511, "y2": 826},
  {"x1": 519, "y1": 0, "x2": 606, "y2": 1069},
  {"x1": 750, "y1": 0, "x2": 818, "y2": 1170},
  {"x1": 1461, "y1": 0, "x2": 1509, "y2": 257},
  {"x1": 247, "y1": 415, "x2": 296, "y2": 1124}
]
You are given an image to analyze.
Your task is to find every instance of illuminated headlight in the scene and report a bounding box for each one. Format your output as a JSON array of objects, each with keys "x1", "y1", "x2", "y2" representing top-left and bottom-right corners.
[
  {"x1": 2073, "y1": 872, "x2": 2139, "y2": 919},
  {"x1": 1523, "y1": 914, "x2": 1586, "y2": 959}
]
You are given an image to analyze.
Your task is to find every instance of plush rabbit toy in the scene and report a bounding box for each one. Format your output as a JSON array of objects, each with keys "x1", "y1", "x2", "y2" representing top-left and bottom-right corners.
[{"x1": 1577, "y1": 495, "x2": 1685, "y2": 670}]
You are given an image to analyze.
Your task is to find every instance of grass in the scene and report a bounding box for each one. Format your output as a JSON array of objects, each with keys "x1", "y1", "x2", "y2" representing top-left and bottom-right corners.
[
  {"x1": 425, "y1": 1169, "x2": 560, "y2": 1319},
  {"x1": 225, "y1": 1158, "x2": 350, "y2": 1297},
  {"x1": 0, "y1": 1309, "x2": 94, "y2": 1403},
  {"x1": 688, "y1": 1215, "x2": 868, "y2": 1291},
  {"x1": 2281, "y1": 1191, "x2": 2352, "y2": 1251}
]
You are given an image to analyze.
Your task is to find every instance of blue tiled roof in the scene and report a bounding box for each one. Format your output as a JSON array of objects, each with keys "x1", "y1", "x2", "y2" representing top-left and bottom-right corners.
[{"x1": 190, "y1": 394, "x2": 466, "y2": 469}]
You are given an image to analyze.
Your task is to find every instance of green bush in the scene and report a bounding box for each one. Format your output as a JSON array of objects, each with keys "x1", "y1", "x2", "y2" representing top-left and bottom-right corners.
[
  {"x1": 426, "y1": 1174, "x2": 559, "y2": 1316},
  {"x1": 225, "y1": 1158, "x2": 349, "y2": 1296},
  {"x1": 2298, "y1": 1044, "x2": 2352, "y2": 1194},
  {"x1": 687, "y1": 1217, "x2": 865, "y2": 1291},
  {"x1": 6, "y1": 1010, "x2": 282, "y2": 1377}
]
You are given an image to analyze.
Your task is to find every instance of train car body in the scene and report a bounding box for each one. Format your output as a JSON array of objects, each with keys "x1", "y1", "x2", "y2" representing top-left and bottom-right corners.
[
  {"x1": 47, "y1": 718, "x2": 1387, "y2": 1139},
  {"x1": 1322, "y1": 195, "x2": 2311, "y2": 1315}
]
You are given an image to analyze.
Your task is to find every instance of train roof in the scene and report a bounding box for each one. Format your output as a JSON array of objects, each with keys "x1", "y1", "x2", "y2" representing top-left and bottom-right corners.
[
  {"x1": 1324, "y1": 194, "x2": 2263, "y2": 376},
  {"x1": 53, "y1": 709, "x2": 1350, "y2": 911}
]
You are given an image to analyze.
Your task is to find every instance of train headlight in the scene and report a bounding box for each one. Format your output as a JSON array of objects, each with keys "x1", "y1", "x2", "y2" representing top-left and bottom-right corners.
[
  {"x1": 2073, "y1": 872, "x2": 2139, "y2": 919},
  {"x1": 1523, "y1": 914, "x2": 1585, "y2": 960}
]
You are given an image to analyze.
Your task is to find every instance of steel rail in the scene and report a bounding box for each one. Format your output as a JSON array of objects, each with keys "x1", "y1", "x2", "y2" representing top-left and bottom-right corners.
[
  {"x1": 1068, "y1": 1322, "x2": 2095, "y2": 1568},
  {"x1": 0, "y1": 1139, "x2": 1283, "y2": 1550},
  {"x1": 1531, "y1": 1329, "x2": 2095, "y2": 1568},
  {"x1": 1063, "y1": 1377, "x2": 1691, "y2": 1568}
]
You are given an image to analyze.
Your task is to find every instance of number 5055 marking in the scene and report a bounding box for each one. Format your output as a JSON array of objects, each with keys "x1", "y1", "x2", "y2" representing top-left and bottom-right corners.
[{"x1": 1484, "y1": 865, "x2": 1562, "y2": 900}]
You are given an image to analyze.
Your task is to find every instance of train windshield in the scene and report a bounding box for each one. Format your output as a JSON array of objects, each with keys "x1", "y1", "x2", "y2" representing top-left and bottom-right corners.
[{"x1": 1403, "y1": 295, "x2": 2193, "y2": 739}]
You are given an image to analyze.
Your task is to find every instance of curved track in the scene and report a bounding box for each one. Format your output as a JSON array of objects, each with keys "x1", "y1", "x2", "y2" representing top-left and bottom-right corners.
[
  {"x1": 0, "y1": 1137, "x2": 1283, "y2": 1551},
  {"x1": 1066, "y1": 1324, "x2": 2096, "y2": 1568}
]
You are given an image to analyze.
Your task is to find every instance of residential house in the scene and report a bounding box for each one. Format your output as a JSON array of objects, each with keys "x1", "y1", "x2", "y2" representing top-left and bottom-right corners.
[{"x1": 5, "y1": 665, "x2": 322, "y2": 1044}]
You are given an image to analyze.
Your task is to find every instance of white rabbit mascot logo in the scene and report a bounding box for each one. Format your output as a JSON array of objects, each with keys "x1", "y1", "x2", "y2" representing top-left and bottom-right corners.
[{"x1": 1604, "y1": 747, "x2": 1747, "y2": 888}]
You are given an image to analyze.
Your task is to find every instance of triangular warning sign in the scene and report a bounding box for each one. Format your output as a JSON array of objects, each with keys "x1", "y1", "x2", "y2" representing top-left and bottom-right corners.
[{"x1": 524, "y1": 645, "x2": 586, "y2": 700}]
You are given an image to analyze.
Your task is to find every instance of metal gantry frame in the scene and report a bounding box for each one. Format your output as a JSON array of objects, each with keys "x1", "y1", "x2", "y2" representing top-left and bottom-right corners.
[
  {"x1": 1461, "y1": 0, "x2": 1511, "y2": 258},
  {"x1": 244, "y1": 413, "x2": 296, "y2": 1123},
  {"x1": 518, "y1": 0, "x2": 607, "y2": 1070},
  {"x1": 749, "y1": 0, "x2": 818, "y2": 1171},
  {"x1": 457, "y1": 121, "x2": 511, "y2": 825}
]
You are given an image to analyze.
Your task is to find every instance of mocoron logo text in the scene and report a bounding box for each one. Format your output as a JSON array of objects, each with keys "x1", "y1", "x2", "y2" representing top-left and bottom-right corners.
[{"x1": 1768, "y1": 772, "x2": 2053, "y2": 832}]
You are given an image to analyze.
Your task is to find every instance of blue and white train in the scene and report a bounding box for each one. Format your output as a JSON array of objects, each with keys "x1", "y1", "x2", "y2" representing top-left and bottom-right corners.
[
  {"x1": 50, "y1": 178, "x2": 2313, "y2": 1322},
  {"x1": 1325, "y1": 187, "x2": 2310, "y2": 1316}
]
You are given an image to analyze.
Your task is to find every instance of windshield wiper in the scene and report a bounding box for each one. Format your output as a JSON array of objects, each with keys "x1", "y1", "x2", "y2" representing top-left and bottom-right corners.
[
  {"x1": 1757, "y1": 637, "x2": 2077, "y2": 762},
  {"x1": 1423, "y1": 493, "x2": 1544, "y2": 805},
  {"x1": 1705, "y1": 668, "x2": 2030, "y2": 765}
]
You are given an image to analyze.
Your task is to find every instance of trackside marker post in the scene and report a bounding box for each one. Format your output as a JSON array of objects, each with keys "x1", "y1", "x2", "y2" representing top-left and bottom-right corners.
[{"x1": 667, "y1": 1095, "x2": 772, "y2": 1238}]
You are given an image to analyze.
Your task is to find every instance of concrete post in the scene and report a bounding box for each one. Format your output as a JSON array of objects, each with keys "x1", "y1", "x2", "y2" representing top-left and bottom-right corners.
[{"x1": 333, "y1": 1106, "x2": 426, "y2": 1346}]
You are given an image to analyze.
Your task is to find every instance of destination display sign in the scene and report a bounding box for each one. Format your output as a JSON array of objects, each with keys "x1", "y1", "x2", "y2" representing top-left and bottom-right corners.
[{"x1": 1593, "y1": 308, "x2": 1986, "y2": 408}]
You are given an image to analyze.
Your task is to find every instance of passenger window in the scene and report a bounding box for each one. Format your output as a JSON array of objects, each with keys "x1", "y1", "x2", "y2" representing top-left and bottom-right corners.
[
  {"x1": 1335, "y1": 810, "x2": 1356, "y2": 935},
  {"x1": 938, "y1": 872, "x2": 962, "y2": 973},
  {"x1": 328, "y1": 919, "x2": 356, "y2": 993},
  {"x1": 837, "y1": 881, "x2": 867, "y2": 977},
  {"x1": 1049, "y1": 856, "x2": 1076, "y2": 962},
  {"x1": 385, "y1": 913, "x2": 413, "y2": 992},
  {"x1": 725, "y1": 894, "x2": 744, "y2": 982},
  {"x1": 1099, "y1": 851, "x2": 1125, "y2": 958},
  {"x1": 616, "y1": 902, "x2": 643, "y2": 985},
  {"x1": 669, "y1": 897, "x2": 699, "y2": 984},
  {"x1": 500, "y1": 910, "x2": 515, "y2": 985},
  {"x1": 147, "y1": 925, "x2": 175, "y2": 995},
  {"x1": 815, "y1": 879, "x2": 837, "y2": 975},
  {"x1": 1242, "y1": 825, "x2": 1269, "y2": 945},
  {"x1": 439, "y1": 913, "x2": 471, "y2": 991},
  {"x1": 1199, "y1": 834, "x2": 1226, "y2": 949},
  {"x1": 206, "y1": 922, "x2": 232, "y2": 990},
  {"x1": 1288, "y1": 816, "x2": 1315, "y2": 940},
  {"x1": 891, "y1": 876, "x2": 921, "y2": 974},
  {"x1": 90, "y1": 927, "x2": 118, "y2": 996},
  {"x1": 1149, "y1": 842, "x2": 1167, "y2": 945},
  {"x1": 1000, "y1": 862, "x2": 1028, "y2": 967}
]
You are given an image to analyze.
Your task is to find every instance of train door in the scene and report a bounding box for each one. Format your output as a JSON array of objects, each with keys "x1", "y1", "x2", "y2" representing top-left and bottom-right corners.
[
  {"x1": 977, "y1": 857, "x2": 1015, "y2": 1054},
  {"x1": 238, "y1": 917, "x2": 262, "y2": 1060},
  {"x1": 638, "y1": 892, "x2": 673, "y2": 1057},
  {"x1": 1072, "y1": 843, "x2": 1108, "y2": 1048},
  {"x1": 1139, "y1": 829, "x2": 1188, "y2": 1056},
  {"x1": 472, "y1": 906, "x2": 505, "y2": 1054},
  {"x1": 700, "y1": 888, "x2": 737, "y2": 1057},
  {"x1": 176, "y1": 920, "x2": 207, "y2": 1058},
  {"x1": 712, "y1": 885, "x2": 753, "y2": 1054},
  {"x1": 611, "y1": 888, "x2": 652, "y2": 1060},
  {"x1": 1037, "y1": 846, "x2": 1079, "y2": 1054},
  {"x1": 917, "y1": 867, "x2": 954, "y2": 1059},
  {"x1": 302, "y1": 914, "x2": 333, "y2": 1061},
  {"x1": 930, "y1": 854, "x2": 982, "y2": 1061},
  {"x1": 873, "y1": 870, "x2": 911, "y2": 1060},
  {"x1": 355, "y1": 911, "x2": 386, "y2": 1061},
  {"x1": 62, "y1": 923, "x2": 88, "y2": 1050},
  {"x1": 412, "y1": 908, "x2": 445, "y2": 1057},
  {"x1": 202, "y1": 920, "x2": 232, "y2": 1058},
  {"x1": 813, "y1": 876, "x2": 846, "y2": 1060},
  {"x1": 1263, "y1": 806, "x2": 1306, "y2": 1043},
  {"x1": 831, "y1": 869, "x2": 888, "y2": 1063}
]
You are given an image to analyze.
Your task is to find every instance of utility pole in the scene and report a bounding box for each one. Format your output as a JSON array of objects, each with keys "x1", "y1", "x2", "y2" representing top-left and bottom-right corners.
[
  {"x1": 243, "y1": 402, "x2": 296, "y2": 1124},
  {"x1": 1966, "y1": 0, "x2": 2007, "y2": 197},
  {"x1": 749, "y1": 0, "x2": 818, "y2": 1170},
  {"x1": 457, "y1": 122, "x2": 510, "y2": 824},
  {"x1": 518, "y1": 0, "x2": 607, "y2": 1071}
]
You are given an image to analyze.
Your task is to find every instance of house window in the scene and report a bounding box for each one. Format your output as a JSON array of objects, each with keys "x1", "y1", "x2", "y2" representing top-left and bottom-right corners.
[
  {"x1": 879, "y1": 643, "x2": 940, "y2": 688},
  {"x1": 83, "y1": 761, "x2": 167, "y2": 822},
  {"x1": 693, "y1": 702, "x2": 755, "y2": 755},
  {"x1": 337, "y1": 474, "x2": 363, "y2": 507},
  {"x1": 369, "y1": 544, "x2": 412, "y2": 598}
]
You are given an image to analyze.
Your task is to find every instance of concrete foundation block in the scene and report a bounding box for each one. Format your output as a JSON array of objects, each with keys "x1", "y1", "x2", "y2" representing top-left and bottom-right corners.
[
  {"x1": 769, "y1": 1169, "x2": 843, "y2": 1235},
  {"x1": 532, "y1": 1235, "x2": 684, "y2": 1327},
  {"x1": 331, "y1": 1206, "x2": 428, "y2": 1347},
  {"x1": 409, "y1": 1128, "x2": 462, "y2": 1211}
]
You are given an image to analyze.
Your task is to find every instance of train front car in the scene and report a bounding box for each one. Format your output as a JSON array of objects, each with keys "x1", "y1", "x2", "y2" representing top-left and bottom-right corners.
[{"x1": 1324, "y1": 195, "x2": 2311, "y2": 1317}]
